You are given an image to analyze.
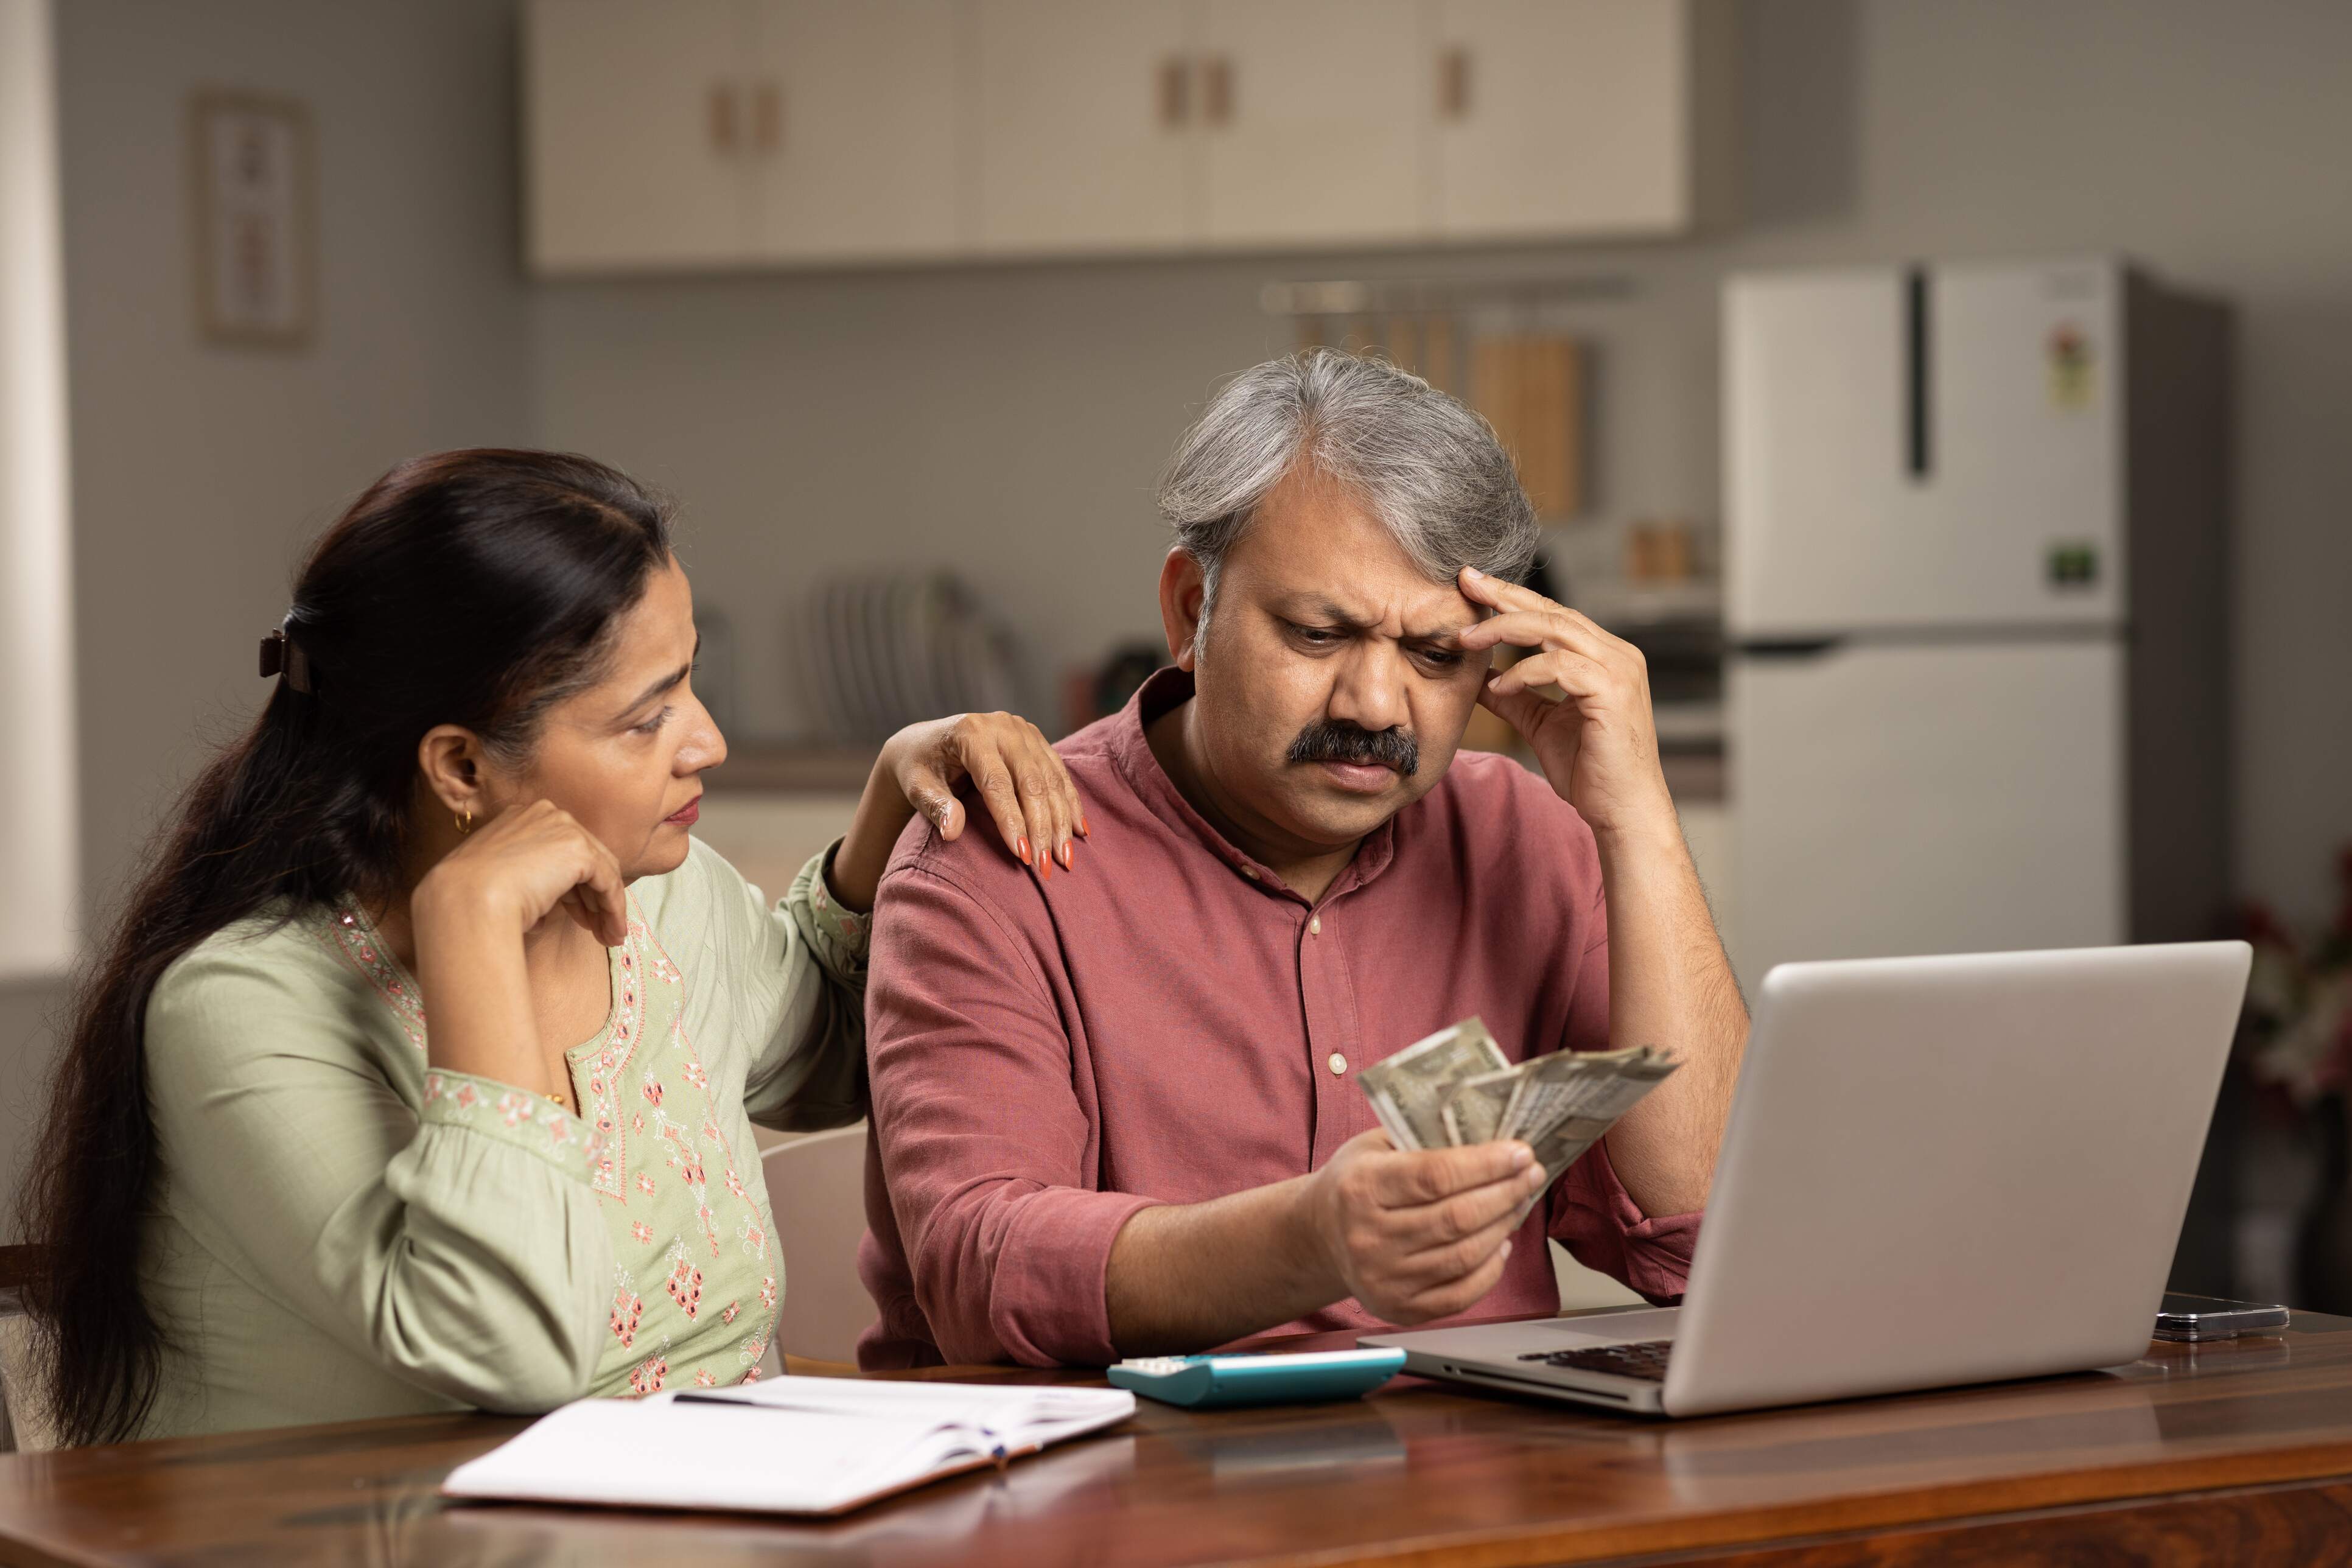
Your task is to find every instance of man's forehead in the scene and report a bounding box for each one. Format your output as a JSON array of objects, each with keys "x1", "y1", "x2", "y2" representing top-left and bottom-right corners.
[{"x1": 1227, "y1": 469, "x2": 1480, "y2": 636}]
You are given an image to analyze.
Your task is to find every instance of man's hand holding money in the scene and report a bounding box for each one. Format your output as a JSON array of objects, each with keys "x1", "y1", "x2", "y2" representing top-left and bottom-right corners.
[{"x1": 1302, "y1": 1131, "x2": 1548, "y2": 1326}]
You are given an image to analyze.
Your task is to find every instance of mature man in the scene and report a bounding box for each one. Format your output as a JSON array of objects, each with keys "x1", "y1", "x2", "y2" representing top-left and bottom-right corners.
[{"x1": 858, "y1": 350, "x2": 1747, "y2": 1368}]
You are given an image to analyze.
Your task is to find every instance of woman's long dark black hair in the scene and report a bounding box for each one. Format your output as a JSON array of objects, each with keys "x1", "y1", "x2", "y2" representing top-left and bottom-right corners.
[{"x1": 18, "y1": 449, "x2": 674, "y2": 1446}]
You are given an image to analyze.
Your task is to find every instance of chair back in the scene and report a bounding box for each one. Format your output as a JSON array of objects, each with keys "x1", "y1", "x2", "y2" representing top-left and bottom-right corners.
[
  {"x1": 0, "y1": 1245, "x2": 55, "y2": 1452},
  {"x1": 760, "y1": 1125, "x2": 879, "y2": 1366}
]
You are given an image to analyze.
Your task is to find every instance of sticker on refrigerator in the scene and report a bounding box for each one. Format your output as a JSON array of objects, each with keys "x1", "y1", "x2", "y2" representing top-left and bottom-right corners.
[
  {"x1": 2048, "y1": 324, "x2": 2096, "y2": 410},
  {"x1": 2046, "y1": 542, "x2": 2099, "y2": 590}
]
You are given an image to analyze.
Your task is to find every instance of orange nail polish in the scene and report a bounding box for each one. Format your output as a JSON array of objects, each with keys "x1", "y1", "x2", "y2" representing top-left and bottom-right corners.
[
  {"x1": 1057, "y1": 841, "x2": 1073, "y2": 869},
  {"x1": 1079, "y1": 814, "x2": 1091, "y2": 838},
  {"x1": 1040, "y1": 856, "x2": 1052, "y2": 881},
  {"x1": 1017, "y1": 836, "x2": 1032, "y2": 864}
]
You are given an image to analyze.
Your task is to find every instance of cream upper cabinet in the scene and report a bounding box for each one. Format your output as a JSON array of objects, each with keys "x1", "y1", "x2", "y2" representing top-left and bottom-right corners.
[
  {"x1": 524, "y1": 0, "x2": 752, "y2": 272},
  {"x1": 968, "y1": 0, "x2": 1195, "y2": 255},
  {"x1": 746, "y1": 1, "x2": 963, "y2": 262},
  {"x1": 520, "y1": 0, "x2": 1735, "y2": 272},
  {"x1": 1195, "y1": 0, "x2": 1426, "y2": 248},
  {"x1": 1426, "y1": 0, "x2": 1732, "y2": 242}
]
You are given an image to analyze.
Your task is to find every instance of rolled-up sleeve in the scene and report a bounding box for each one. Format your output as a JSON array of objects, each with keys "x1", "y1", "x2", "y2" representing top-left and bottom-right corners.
[
  {"x1": 865, "y1": 864, "x2": 1159, "y2": 1367},
  {"x1": 147, "y1": 961, "x2": 614, "y2": 1415},
  {"x1": 1544, "y1": 912, "x2": 1703, "y2": 1303}
]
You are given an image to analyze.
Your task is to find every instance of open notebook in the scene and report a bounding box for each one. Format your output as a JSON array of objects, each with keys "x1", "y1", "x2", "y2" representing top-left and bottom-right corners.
[{"x1": 442, "y1": 1376, "x2": 1138, "y2": 1516}]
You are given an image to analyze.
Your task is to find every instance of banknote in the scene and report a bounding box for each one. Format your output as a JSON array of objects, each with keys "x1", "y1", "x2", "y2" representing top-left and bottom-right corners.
[
  {"x1": 1356, "y1": 1018, "x2": 1508, "y2": 1151},
  {"x1": 1507, "y1": 1049, "x2": 1680, "y2": 1219},
  {"x1": 1356, "y1": 1019, "x2": 1679, "y2": 1207},
  {"x1": 1500, "y1": 1046, "x2": 1677, "y2": 1150},
  {"x1": 1439, "y1": 1066, "x2": 1520, "y2": 1147}
]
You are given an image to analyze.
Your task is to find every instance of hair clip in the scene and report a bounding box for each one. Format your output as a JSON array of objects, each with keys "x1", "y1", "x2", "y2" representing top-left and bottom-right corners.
[{"x1": 259, "y1": 615, "x2": 315, "y2": 694}]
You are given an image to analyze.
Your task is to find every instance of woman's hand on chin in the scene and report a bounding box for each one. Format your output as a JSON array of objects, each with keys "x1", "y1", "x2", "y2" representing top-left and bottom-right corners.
[
  {"x1": 830, "y1": 713, "x2": 1088, "y2": 912},
  {"x1": 413, "y1": 799, "x2": 630, "y2": 949}
]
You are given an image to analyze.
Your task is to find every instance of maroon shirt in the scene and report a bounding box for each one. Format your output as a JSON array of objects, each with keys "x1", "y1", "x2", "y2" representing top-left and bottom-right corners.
[{"x1": 856, "y1": 668, "x2": 1699, "y2": 1368}]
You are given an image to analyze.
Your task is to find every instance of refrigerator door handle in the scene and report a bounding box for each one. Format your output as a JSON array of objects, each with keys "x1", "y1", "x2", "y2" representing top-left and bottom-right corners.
[
  {"x1": 1905, "y1": 265, "x2": 1931, "y2": 481},
  {"x1": 1732, "y1": 636, "x2": 1847, "y2": 660}
]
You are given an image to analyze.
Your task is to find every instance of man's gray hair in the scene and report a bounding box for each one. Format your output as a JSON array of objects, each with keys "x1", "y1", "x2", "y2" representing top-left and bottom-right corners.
[{"x1": 1156, "y1": 349, "x2": 1538, "y2": 626}]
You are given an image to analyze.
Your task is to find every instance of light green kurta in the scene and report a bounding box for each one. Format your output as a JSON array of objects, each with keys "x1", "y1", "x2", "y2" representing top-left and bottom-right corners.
[{"x1": 136, "y1": 836, "x2": 869, "y2": 1440}]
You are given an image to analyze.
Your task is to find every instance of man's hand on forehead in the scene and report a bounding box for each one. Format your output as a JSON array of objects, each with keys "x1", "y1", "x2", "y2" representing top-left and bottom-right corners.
[{"x1": 1452, "y1": 566, "x2": 1678, "y2": 839}]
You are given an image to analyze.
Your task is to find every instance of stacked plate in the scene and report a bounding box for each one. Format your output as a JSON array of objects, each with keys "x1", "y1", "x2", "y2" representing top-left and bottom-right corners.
[{"x1": 799, "y1": 572, "x2": 1021, "y2": 744}]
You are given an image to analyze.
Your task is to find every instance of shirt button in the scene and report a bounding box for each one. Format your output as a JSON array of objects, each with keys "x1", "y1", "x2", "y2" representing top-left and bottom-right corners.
[
  {"x1": 1308, "y1": 915, "x2": 1321, "y2": 936},
  {"x1": 1328, "y1": 1052, "x2": 1348, "y2": 1076}
]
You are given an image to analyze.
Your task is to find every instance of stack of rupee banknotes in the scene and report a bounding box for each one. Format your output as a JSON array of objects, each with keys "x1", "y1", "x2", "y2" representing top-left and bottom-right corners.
[{"x1": 1356, "y1": 1019, "x2": 1679, "y2": 1219}]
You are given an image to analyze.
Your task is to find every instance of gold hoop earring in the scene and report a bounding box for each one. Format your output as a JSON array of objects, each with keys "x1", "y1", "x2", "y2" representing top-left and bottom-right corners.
[{"x1": 456, "y1": 809, "x2": 474, "y2": 836}]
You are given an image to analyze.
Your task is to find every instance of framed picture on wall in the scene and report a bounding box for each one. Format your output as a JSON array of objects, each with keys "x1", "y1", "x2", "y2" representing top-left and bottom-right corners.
[{"x1": 189, "y1": 90, "x2": 315, "y2": 348}]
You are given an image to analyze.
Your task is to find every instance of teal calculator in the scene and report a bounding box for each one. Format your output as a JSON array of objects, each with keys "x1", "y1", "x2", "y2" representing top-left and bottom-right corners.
[{"x1": 1107, "y1": 1348, "x2": 1407, "y2": 1409}]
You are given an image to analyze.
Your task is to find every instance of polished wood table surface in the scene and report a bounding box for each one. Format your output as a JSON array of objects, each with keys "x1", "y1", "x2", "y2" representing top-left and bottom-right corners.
[{"x1": 5, "y1": 1311, "x2": 2352, "y2": 1567}]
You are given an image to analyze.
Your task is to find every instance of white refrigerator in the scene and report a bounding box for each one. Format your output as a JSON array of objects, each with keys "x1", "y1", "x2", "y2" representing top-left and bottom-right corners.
[{"x1": 1722, "y1": 257, "x2": 2230, "y2": 992}]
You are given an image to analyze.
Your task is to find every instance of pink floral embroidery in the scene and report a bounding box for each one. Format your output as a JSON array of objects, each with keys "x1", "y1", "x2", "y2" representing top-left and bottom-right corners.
[
  {"x1": 759, "y1": 1275, "x2": 777, "y2": 1312},
  {"x1": 722, "y1": 1301, "x2": 740, "y2": 1325},
  {"x1": 667, "y1": 1256, "x2": 704, "y2": 1320},
  {"x1": 681, "y1": 1061, "x2": 710, "y2": 1092},
  {"x1": 628, "y1": 1354, "x2": 668, "y2": 1396},
  {"x1": 631, "y1": 1221, "x2": 653, "y2": 1245},
  {"x1": 740, "y1": 1363, "x2": 762, "y2": 1384},
  {"x1": 609, "y1": 1289, "x2": 643, "y2": 1350},
  {"x1": 455, "y1": 1082, "x2": 477, "y2": 1109},
  {"x1": 635, "y1": 1172, "x2": 657, "y2": 1197},
  {"x1": 496, "y1": 1093, "x2": 531, "y2": 1127},
  {"x1": 578, "y1": 921, "x2": 647, "y2": 1203},
  {"x1": 695, "y1": 1370, "x2": 716, "y2": 1388},
  {"x1": 642, "y1": 1080, "x2": 663, "y2": 1108},
  {"x1": 317, "y1": 901, "x2": 426, "y2": 1051},
  {"x1": 724, "y1": 1170, "x2": 747, "y2": 1202}
]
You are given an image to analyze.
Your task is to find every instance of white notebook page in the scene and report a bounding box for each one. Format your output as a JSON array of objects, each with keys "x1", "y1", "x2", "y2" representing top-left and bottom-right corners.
[{"x1": 442, "y1": 1377, "x2": 1135, "y2": 1516}]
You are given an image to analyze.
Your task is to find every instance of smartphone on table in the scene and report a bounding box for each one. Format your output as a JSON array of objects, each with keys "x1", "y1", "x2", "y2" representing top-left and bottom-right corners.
[{"x1": 2153, "y1": 1293, "x2": 2289, "y2": 1342}]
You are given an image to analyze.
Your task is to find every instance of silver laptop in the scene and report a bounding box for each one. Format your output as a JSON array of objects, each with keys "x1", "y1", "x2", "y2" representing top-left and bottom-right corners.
[{"x1": 1361, "y1": 942, "x2": 2252, "y2": 1417}]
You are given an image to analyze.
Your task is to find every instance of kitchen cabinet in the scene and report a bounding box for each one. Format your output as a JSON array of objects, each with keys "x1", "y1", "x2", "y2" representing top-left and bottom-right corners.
[
  {"x1": 968, "y1": 0, "x2": 1195, "y2": 254},
  {"x1": 524, "y1": 0, "x2": 750, "y2": 271},
  {"x1": 1194, "y1": 0, "x2": 1426, "y2": 248},
  {"x1": 526, "y1": 0, "x2": 964, "y2": 271},
  {"x1": 1427, "y1": 0, "x2": 1733, "y2": 241},
  {"x1": 750, "y1": 0, "x2": 963, "y2": 262},
  {"x1": 522, "y1": 0, "x2": 1734, "y2": 274}
]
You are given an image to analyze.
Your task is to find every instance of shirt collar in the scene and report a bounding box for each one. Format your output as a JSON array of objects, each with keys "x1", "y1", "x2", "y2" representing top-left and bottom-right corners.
[{"x1": 1104, "y1": 667, "x2": 1398, "y2": 903}]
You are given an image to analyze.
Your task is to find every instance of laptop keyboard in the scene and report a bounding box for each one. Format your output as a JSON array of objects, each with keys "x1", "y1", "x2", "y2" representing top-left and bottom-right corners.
[{"x1": 1517, "y1": 1339, "x2": 1674, "y2": 1382}]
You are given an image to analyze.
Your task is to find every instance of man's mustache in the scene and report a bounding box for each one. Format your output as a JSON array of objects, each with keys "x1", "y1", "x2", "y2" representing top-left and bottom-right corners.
[{"x1": 1287, "y1": 719, "x2": 1419, "y2": 777}]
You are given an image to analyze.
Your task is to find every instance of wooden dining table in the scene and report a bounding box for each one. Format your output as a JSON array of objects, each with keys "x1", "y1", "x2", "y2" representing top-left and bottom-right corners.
[{"x1": 3, "y1": 1308, "x2": 2351, "y2": 1567}]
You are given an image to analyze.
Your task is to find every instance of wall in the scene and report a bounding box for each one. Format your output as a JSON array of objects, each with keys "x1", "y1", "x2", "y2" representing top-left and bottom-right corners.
[
  {"x1": 534, "y1": 0, "x2": 2352, "y2": 931},
  {"x1": 0, "y1": 0, "x2": 530, "y2": 1227}
]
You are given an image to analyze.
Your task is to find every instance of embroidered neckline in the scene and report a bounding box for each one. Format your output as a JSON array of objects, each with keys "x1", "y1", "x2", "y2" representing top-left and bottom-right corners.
[
  {"x1": 319, "y1": 901, "x2": 428, "y2": 1051},
  {"x1": 316, "y1": 897, "x2": 639, "y2": 1066}
]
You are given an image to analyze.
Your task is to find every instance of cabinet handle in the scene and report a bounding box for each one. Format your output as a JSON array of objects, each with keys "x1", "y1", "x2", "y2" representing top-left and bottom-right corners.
[
  {"x1": 1439, "y1": 46, "x2": 1471, "y2": 120},
  {"x1": 1200, "y1": 54, "x2": 1233, "y2": 127},
  {"x1": 752, "y1": 80, "x2": 780, "y2": 153},
  {"x1": 708, "y1": 82, "x2": 739, "y2": 153},
  {"x1": 1156, "y1": 55, "x2": 1189, "y2": 127}
]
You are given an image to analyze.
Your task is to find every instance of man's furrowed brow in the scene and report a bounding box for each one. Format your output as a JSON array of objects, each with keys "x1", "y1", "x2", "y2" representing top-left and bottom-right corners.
[
  {"x1": 1408, "y1": 619, "x2": 1478, "y2": 648},
  {"x1": 1276, "y1": 594, "x2": 1374, "y2": 631}
]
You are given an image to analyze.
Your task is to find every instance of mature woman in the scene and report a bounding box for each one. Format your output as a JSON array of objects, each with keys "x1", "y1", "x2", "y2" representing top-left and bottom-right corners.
[{"x1": 19, "y1": 450, "x2": 1087, "y2": 1445}]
